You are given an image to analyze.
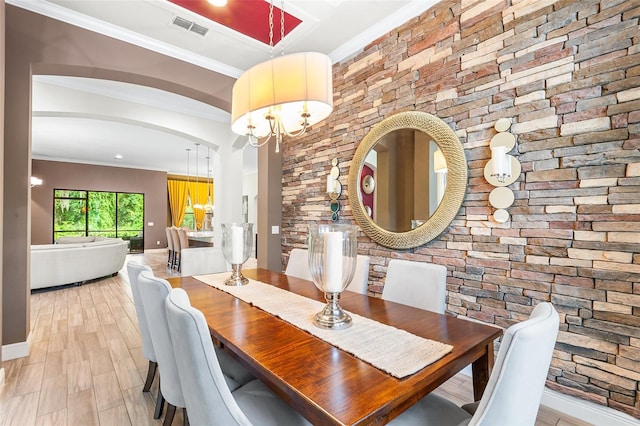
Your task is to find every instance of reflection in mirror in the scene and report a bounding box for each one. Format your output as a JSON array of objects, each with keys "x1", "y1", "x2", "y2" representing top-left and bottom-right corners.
[{"x1": 360, "y1": 130, "x2": 447, "y2": 232}]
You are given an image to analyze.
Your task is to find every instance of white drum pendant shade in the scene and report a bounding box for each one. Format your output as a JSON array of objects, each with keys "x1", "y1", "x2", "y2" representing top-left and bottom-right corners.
[{"x1": 231, "y1": 52, "x2": 334, "y2": 137}]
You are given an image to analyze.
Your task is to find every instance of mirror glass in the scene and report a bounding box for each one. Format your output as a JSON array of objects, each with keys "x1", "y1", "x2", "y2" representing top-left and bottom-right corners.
[
  {"x1": 348, "y1": 111, "x2": 467, "y2": 249},
  {"x1": 360, "y1": 129, "x2": 447, "y2": 232}
]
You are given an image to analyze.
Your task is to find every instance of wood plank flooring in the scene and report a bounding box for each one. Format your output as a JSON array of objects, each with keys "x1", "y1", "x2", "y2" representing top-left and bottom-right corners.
[{"x1": 0, "y1": 249, "x2": 591, "y2": 426}]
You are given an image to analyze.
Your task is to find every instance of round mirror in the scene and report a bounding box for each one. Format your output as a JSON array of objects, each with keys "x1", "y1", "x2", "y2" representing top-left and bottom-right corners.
[{"x1": 348, "y1": 111, "x2": 467, "y2": 249}]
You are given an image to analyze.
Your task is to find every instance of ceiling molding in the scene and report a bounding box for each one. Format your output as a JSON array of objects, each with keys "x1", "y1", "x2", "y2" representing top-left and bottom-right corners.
[
  {"x1": 34, "y1": 75, "x2": 230, "y2": 123},
  {"x1": 32, "y1": 110, "x2": 221, "y2": 151},
  {"x1": 7, "y1": 0, "x2": 244, "y2": 78},
  {"x1": 31, "y1": 153, "x2": 176, "y2": 173},
  {"x1": 328, "y1": 0, "x2": 438, "y2": 63}
]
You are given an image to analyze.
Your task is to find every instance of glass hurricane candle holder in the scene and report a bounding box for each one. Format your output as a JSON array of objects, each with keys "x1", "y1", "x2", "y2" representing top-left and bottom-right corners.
[
  {"x1": 221, "y1": 223, "x2": 254, "y2": 286},
  {"x1": 308, "y1": 223, "x2": 358, "y2": 329}
]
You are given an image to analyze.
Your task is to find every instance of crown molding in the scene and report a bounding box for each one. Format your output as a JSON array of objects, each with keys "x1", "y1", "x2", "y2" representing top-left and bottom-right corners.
[{"x1": 329, "y1": 0, "x2": 439, "y2": 63}]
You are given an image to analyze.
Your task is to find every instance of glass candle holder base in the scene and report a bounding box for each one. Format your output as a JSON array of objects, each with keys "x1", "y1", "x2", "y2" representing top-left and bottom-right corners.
[
  {"x1": 225, "y1": 264, "x2": 248, "y2": 286},
  {"x1": 313, "y1": 292, "x2": 352, "y2": 330}
]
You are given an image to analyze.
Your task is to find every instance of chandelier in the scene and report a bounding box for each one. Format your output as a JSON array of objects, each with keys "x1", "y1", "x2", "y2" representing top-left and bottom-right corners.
[
  {"x1": 231, "y1": 0, "x2": 333, "y2": 153},
  {"x1": 185, "y1": 148, "x2": 192, "y2": 207},
  {"x1": 193, "y1": 143, "x2": 204, "y2": 210},
  {"x1": 204, "y1": 147, "x2": 213, "y2": 211}
]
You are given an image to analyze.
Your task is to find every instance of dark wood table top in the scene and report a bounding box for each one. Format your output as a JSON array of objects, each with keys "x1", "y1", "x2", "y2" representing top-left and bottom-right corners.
[{"x1": 168, "y1": 268, "x2": 502, "y2": 425}]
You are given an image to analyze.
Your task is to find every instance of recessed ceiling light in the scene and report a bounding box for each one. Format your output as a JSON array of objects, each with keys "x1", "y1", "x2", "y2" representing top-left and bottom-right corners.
[
  {"x1": 207, "y1": 0, "x2": 227, "y2": 6},
  {"x1": 115, "y1": 154, "x2": 123, "y2": 159}
]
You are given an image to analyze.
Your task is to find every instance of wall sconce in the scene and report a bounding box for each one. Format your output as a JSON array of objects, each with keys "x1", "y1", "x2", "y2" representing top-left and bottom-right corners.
[
  {"x1": 30, "y1": 176, "x2": 43, "y2": 187},
  {"x1": 484, "y1": 118, "x2": 520, "y2": 223},
  {"x1": 327, "y1": 158, "x2": 342, "y2": 221}
]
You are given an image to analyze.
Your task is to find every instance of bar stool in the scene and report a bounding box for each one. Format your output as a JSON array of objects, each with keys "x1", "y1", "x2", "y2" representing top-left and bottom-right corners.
[
  {"x1": 170, "y1": 227, "x2": 181, "y2": 270},
  {"x1": 177, "y1": 228, "x2": 189, "y2": 271},
  {"x1": 165, "y1": 227, "x2": 174, "y2": 268}
]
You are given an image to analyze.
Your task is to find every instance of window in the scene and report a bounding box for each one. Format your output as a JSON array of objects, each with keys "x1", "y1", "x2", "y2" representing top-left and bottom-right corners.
[
  {"x1": 182, "y1": 197, "x2": 195, "y2": 229},
  {"x1": 54, "y1": 189, "x2": 145, "y2": 251}
]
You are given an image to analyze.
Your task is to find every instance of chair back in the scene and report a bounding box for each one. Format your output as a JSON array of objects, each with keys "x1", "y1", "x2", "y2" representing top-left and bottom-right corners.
[
  {"x1": 382, "y1": 259, "x2": 447, "y2": 314},
  {"x1": 284, "y1": 248, "x2": 313, "y2": 281},
  {"x1": 126, "y1": 262, "x2": 155, "y2": 362},
  {"x1": 180, "y1": 247, "x2": 229, "y2": 276},
  {"x1": 177, "y1": 228, "x2": 190, "y2": 250},
  {"x1": 470, "y1": 302, "x2": 559, "y2": 426},
  {"x1": 165, "y1": 227, "x2": 174, "y2": 251},
  {"x1": 165, "y1": 288, "x2": 252, "y2": 425},
  {"x1": 137, "y1": 272, "x2": 185, "y2": 407},
  {"x1": 346, "y1": 255, "x2": 371, "y2": 294},
  {"x1": 170, "y1": 227, "x2": 181, "y2": 254}
]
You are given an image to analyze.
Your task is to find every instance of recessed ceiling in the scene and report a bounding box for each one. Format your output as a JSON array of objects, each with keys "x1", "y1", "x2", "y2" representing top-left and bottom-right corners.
[{"x1": 168, "y1": 0, "x2": 302, "y2": 45}]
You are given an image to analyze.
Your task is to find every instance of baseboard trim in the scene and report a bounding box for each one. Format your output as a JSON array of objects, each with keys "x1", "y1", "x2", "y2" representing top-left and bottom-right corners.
[
  {"x1": 541, "y1": 387, "x2": 640, "y2": 426},
  {"x1": 2, "y1": 340, "x2": 29, "y2": 361}
]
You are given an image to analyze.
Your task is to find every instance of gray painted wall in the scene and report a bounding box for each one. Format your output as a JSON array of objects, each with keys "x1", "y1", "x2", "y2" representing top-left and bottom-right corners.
[{"x1": 31, "y1": 160, "x2": 168, "y2": 249}]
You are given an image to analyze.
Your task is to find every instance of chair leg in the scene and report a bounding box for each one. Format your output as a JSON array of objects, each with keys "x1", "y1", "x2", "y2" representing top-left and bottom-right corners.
[
  {"x1": 183, "y1": 408, "x2": 189, "y2": 426},
  {"x1": 154, "y1": 382, "x2": 165, "y2": 419},
  {"x1": 142, "y1": 360, "x2": 157, "y2": 392},
  {"x1": 168, "y1": 250, "x2": 174, "y2": 268},
  {"x1": 163, "y1": 403, "x2": 177, "y2": 426}
]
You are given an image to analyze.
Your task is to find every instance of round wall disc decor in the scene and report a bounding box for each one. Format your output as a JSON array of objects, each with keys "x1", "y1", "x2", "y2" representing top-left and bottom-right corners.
[
  {"x1": 493, "y1": 209, "x2": 510, "y2": 223},
  {"x1": 489, "y1": 187, "x2": 515, "y2": 209},
  {"x1": 494, "y1": 118, "x2": 511, "y2": 132}
]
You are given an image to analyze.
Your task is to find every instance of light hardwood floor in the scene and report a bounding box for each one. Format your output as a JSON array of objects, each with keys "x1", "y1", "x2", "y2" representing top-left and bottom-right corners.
[{"x1": 0, "y1": 249, "x2": 591, "y2": 426}]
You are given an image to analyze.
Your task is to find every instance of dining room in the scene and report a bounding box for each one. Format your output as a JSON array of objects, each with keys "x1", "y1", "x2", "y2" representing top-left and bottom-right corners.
[{"x1": 2, "y1": 0, "x2": 640, "y2": 424}]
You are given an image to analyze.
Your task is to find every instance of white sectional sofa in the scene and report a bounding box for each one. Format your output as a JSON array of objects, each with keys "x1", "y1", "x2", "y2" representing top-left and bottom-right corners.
[{"x1": 30, "y1": 237, "x2": 128, "y2": 290}]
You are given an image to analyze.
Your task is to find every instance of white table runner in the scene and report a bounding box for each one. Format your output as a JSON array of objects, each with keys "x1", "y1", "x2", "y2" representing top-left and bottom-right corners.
[{"x1": 194, "y1": 273, "x2": 453, "y2": 378}]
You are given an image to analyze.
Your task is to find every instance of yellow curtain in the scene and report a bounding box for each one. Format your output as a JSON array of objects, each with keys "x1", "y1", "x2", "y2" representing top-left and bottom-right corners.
[
  {"x1": 188, "y1": 181, "x2": 210, "y2": 229},
  {"x1": 167, "y1": 179, "x2": 188, "y2": 226}
]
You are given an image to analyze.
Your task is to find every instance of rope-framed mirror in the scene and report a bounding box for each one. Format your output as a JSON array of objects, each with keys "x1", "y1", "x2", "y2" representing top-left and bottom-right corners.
[{"x1": 348, "y1": 111, "x2": 467, "y2": 249}]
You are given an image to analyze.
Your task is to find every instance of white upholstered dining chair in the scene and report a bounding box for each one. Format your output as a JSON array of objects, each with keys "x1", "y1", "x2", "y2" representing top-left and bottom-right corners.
[
  {"x1": 165, "y1": 287, "x2": 311, "y2": 426},
  {"x1": 286, "y1": 248, "x2": 371, "y2": 294},
  {"x1": 138, "y1": 272, "x2": 255, "y2": 425},
  {"x1": 345, "y1": 254, "x2": 371, "y2": 294},
  {"x1": 126, "y1": 262, "x2": 163, "y2": 418},
  {"x1": 382, "y1": 259, "x2": 447, "y2": 314},
  {"x1": 138, "y1": 272, "x2": 187, "y2": 425},
  {"x1": 180, "y1": 247, "x2": 229, "y2": 276},
  {"x1": 389, "y1": 302, "x2": 560, "y2": 426},
  {"x1": 284, "y1": 248, "x2": 313, "y2": 281}
]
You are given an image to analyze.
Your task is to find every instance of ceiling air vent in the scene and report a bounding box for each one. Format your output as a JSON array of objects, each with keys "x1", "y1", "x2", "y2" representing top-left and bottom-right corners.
[
  {"x1": 171, "y1": 16, "x2": 209, "y2": 37},
  {"x1": 190, "y1": 23, "x2": 209, "y2": 36}
]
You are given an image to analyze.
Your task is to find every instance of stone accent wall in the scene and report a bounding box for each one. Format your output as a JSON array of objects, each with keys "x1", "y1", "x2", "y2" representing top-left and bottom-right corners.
[{"x1": 281, "y1": 0, "x2": 640, "y2": 417}]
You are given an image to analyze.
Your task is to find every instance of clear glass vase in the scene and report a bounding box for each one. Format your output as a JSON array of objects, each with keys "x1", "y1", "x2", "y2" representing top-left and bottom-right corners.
[
  {"x1": 308, "y1": 223, "x2": 358, "y2": 329},
  {"x1": 221, "y1": 223, "x2": 254, "y2": 286}
]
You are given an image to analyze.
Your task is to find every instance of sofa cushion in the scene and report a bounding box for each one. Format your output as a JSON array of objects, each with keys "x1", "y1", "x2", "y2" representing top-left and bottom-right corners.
[
  {"x1": 32, "y1": 243, "x2": 85, "y2": 250},
  {"x1": 89, "y1": 238, "x2": 124, "y2": 247},
  {"x1": 56, "y1": 236, "x2": 96, "y2": 244}
]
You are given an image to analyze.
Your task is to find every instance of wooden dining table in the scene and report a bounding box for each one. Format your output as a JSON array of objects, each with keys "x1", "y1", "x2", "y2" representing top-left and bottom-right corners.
[{"x1": 168, "y1": 268, "x2": 502, "y2": 425}]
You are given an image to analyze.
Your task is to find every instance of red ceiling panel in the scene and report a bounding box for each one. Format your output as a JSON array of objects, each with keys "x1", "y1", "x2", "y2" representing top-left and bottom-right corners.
[{"x1": 168, "y1": 0, "x2": 302, "y2": 45}]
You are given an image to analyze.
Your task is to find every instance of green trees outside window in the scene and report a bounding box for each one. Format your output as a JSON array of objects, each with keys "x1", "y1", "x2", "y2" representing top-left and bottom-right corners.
[
  {"x1": 183, "y1": 202, "x2": 195, "y2": 230},
  {"x1": 54, "y1": 190, "x2": 144, "y2": 250}
]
